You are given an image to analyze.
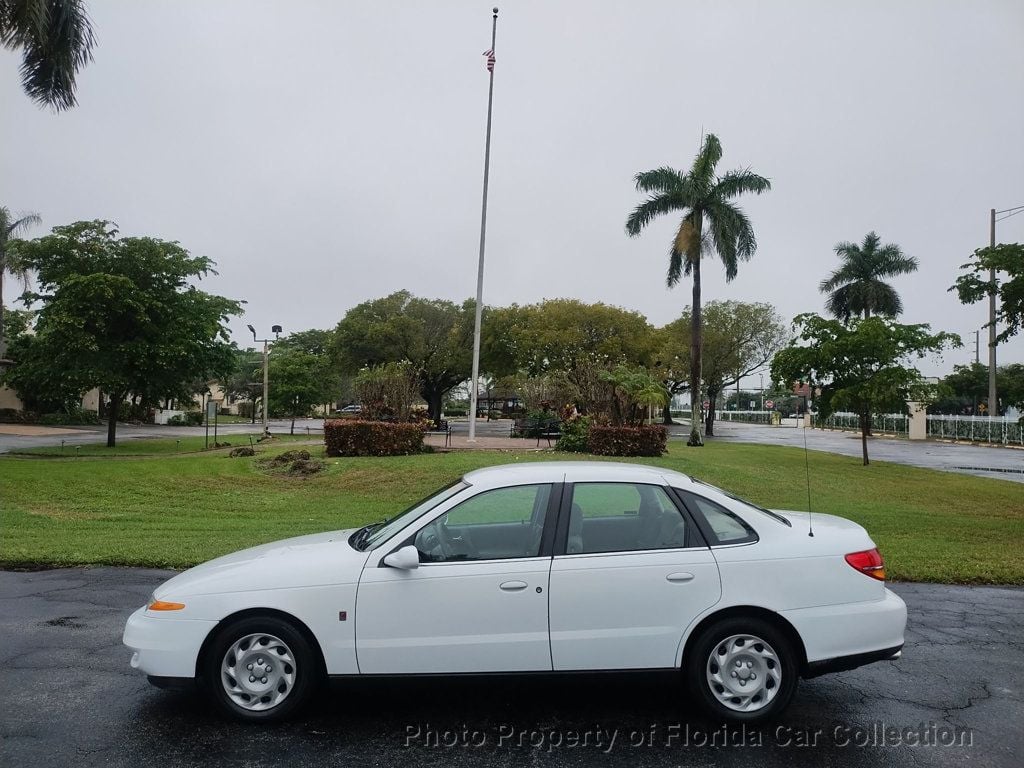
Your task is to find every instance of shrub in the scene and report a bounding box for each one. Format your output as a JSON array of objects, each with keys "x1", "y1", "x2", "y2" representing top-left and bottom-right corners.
[
  {"x1": 167, "y1": 411, "x2": 203, "y2": 426},
  {"x1": 0, "y1": 408, "x2": 39, "y2": 424},
  {"x1": 587, "y1": 424, "x2": 667, "y2": 457},
  {"x1": 38, "y1": 408, "x2": 101, "y2": 426},
  {"x1": 556, "y1": 416, "x2": 591, "y2": 453},
  {"x1": 444, "y1": 408, "x2": 467, "y2": 417},
  {"x1": 117, "y1": 401, "x2": 151, "y2": 423},
  {"x1": 324, "y1": 419, "x2": 425, "y2": 457}
]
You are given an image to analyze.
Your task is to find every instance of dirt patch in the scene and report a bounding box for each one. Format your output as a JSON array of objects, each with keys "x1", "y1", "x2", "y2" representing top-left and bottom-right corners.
[
  {"x1": 255, "y1": 449, "x2": 324, "y2": 477},
  {"x1": 258, "y1": 449, "x2": 312, "y2": 468},
  {"x1": 286, "y1": 458, "x2": 326, "y2": 476},
  {"x1": 229, "y1": 446, "x2": 255, "y2": 457}
]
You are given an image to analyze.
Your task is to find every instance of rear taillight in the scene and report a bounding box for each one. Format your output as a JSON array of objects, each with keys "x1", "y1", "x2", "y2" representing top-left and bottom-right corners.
[{"x1": 845, "y1": 548, "x2": 886, "y2": 581}]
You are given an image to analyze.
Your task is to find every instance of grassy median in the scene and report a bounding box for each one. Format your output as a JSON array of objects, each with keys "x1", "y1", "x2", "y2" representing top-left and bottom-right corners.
[{"x1": 1, "y1": 438, "x2": 1022, "y2": 583}]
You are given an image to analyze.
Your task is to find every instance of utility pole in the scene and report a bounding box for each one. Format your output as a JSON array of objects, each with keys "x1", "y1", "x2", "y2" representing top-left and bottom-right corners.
[
  {"x1": 988, "y1": 208, "x2": 997, "y2": 415},
  {"x1": 974, "y1": 329, "x2": 980, "y2": 364}
]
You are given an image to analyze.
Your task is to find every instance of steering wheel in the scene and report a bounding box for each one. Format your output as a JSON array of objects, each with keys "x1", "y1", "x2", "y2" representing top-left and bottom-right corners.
[{"x1": 415, "y1": 524, "x2": 449, "y2": 561}]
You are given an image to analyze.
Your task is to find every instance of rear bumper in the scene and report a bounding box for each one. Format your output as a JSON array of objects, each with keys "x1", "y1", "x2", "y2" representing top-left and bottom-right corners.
[
  {"x1": 780, "y1": 587, "x2": 907, "y2": 668},
  {"x1": 123, "y1": 606, "x2": 217, "y2": 678},
  {"x1": 805, "y1": 644, "x2": 903, "y2": 678}
]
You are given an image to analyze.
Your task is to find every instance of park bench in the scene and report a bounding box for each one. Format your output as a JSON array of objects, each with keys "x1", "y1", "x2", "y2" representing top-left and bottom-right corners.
[
  {"x1": 510, "y1": 417, "x2": 561, "y2": 446},
  {"x1": 425, "y1": 419, "x2": 452, "y2": 448}
]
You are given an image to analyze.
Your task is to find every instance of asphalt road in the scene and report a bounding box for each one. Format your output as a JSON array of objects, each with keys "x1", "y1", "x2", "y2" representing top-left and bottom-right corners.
[
  {"x1": 2, "y1": 568, "x2": 1021, "y2": 767},
  {"x1": 669, "y1": 421, "x2": 1024, "y2": 483}
]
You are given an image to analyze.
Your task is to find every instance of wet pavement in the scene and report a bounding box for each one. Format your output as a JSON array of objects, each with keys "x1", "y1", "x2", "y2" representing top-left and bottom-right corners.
[
  {"x1": 669, "y1": 421, "x2": 1024, "y2": 483},
  {"x1": 1, "y1": 568, "x2": 1021, "y2": 767}
]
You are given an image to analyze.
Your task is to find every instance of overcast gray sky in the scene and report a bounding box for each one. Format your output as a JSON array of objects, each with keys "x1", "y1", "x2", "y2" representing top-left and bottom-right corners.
[{"x1": 2, "y1": 0, "x2": 1023, "y2": 381}]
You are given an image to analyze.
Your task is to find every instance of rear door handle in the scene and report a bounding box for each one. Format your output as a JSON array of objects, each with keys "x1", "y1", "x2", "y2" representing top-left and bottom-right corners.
[
  {"x1": 499, "y1": 581, "x2": 528, "y2": 591},
  {"x1": 666, "y1": 572, "x2": 695, "y2": 583}
]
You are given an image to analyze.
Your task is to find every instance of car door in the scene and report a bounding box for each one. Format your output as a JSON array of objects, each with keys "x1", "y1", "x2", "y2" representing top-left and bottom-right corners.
[
  {"x1": 355, "y1": 483, "x2": 558, "y2": 674},
  {"x1": 548, "y1": 482, "x2": 722, "y2": 670}
]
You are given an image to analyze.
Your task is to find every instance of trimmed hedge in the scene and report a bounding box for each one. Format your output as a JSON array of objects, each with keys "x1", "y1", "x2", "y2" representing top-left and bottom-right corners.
[
  {"x1": 324, "y1": 419, "x2": 425, "y2": 457},
  {"x1": 587, "y1": 424, "x2": 667, "y2": 457}
]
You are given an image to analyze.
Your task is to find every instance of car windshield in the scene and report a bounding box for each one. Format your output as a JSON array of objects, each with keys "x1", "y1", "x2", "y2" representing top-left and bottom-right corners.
[
  {"x1": 351, "y1": 480, "x2": 469, "y2": 551},
  {"x1": 691, "y1": 479, "x2": 792, "y2": 527}
]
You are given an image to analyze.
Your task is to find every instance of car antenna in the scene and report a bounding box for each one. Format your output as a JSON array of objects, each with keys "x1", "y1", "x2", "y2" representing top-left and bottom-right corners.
[{"x1": 803, "y1": 415, "x2": 814, "y2": 537}]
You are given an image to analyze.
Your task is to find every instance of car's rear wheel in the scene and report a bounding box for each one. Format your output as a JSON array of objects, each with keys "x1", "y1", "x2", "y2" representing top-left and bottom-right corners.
[
  {"x1": 686, "y1": 616, "x2": 798, "y2": 722},
  {"x1": 203, "y1": 615, "x2": 319, "y2": 722}
]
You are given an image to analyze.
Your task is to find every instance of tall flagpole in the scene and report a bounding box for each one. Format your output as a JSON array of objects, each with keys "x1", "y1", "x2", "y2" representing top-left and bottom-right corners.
[{"x1": 468, "y1": 7, "x2": 498, "y2": 442}]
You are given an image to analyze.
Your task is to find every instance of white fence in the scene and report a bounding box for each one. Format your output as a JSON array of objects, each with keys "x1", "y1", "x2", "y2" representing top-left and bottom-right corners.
[
  {"x1": 719, "y1": 409, "x2": 1024, "y2": 446},
  {"x1": 715, "y1": 410, "x2": 773, "y2": 424},
  {"x1": 925, "y1": 414, "x2": 1024, "y2": 446},
  {"x1": 815, "y1": 412, "x2": 1024, "y2": 445}
]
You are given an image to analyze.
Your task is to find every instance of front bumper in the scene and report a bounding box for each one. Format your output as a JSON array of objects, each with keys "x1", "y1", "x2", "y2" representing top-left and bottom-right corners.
[
  {"x1": 780, "y1": 587, "x2": 908, "y2": 670},
  {"x1": 123, "y1": 606, "x2": 217, "y2": 678}
]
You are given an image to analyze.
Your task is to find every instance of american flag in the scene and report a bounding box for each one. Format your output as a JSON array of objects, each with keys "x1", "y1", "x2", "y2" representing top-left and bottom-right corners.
[{"x1": 483, "y1": 48, "x2": 495, "y2": 73}]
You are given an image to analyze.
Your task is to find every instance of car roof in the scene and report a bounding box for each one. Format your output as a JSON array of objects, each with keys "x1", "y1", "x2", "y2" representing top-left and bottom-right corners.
[{"x1": 462, "y1": 461, "x2": 693, "y2": 489}]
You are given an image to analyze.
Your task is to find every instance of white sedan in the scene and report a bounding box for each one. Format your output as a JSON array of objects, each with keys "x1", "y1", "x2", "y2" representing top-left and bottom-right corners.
[{"x1": 124, "y1": 462, "x2": 906, "y2": 722}]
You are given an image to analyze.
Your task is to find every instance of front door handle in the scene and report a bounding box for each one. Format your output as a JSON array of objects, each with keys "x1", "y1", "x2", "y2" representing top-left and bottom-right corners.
[
  {"x1": 666, "y1": 572, "x2": 695, "y2": 583},
  {"x1": 499, "y1": 580, "x2": 528, "y2": 591}
]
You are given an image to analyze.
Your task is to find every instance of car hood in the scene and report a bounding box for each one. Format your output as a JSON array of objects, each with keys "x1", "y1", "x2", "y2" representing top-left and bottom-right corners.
[{"x1": 155, "y1": 529, "x2": 369, "y2": 599}]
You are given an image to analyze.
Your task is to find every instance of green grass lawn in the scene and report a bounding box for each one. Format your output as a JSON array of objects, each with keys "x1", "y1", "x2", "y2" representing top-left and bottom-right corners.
[
  {"x1": 17, "y1": 433, "x2": 311, "y2": 456},
  {"x1": 1, "y1": 440, "x2": 1022, "y2": 584}
]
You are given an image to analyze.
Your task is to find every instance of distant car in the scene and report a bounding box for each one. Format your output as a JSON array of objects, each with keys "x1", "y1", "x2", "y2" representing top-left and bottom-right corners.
[
  {"x1": 124, "y1": 462, "x2": 906, "y2": 723},
  {"x1": 339, "y1": 404, "x2": 361, "y2": 414}
]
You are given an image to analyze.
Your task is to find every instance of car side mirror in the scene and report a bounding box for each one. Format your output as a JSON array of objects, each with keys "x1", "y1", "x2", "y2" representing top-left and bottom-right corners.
[{"x1": 383, "y1": 545, "x2": 420, "y2": 570}]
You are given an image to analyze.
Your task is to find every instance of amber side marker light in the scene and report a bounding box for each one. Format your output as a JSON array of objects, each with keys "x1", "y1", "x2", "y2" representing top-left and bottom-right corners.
[
  {"x1": 148, "y1": 600, "x2": 186, "y2": 611},
  {"x1": 845, "y1": 548, "x2": 886, "y2": 581}
]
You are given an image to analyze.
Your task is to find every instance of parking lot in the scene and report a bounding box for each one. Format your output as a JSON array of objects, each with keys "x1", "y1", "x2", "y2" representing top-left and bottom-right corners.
[{"x1": 2, "y1": 568, "x2": 1021, "y2": 767}]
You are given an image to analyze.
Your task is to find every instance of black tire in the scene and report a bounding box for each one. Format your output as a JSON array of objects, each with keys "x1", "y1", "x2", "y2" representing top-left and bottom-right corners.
[
  {"x1": 202, "y1": 614, "x2": 321, "y2": 722},
  {"x1": 685, "y1": 616, "x2": 799, "y2": 722}
]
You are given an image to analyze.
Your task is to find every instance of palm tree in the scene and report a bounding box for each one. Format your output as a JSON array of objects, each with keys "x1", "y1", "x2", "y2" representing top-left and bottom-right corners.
[
  {"x1": 819, "y1": 232, "x2": 918, "y2": 321},
  {"x1": 0, "y1": 0, "x2": 96, "y2": 111},
  {"x1": 0, "y1": 206, "x2": 41, "y2": 342},
  {"x1": 626, "y1": 134, "x2": 770, "y2": 445}
]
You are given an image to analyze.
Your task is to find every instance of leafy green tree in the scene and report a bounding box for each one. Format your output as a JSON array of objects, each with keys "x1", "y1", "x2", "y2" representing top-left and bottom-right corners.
[
  {"x1": 626, "y1": 133, "x2": 771, "y2": 446},
  {"x1": 273, "y1": 328, "x2": 345, "y2": 413},
  {"x1": 651, "y1": 316, "x2": 690, "y2": 424},
  {"x1": 268, "y1": 349, "x2": 335, "y2": 434},
  {"x1": 819, "y1": 232, "x2": 918, "y2": 321},
  {"x1": 935, "y1": 362, "x2": 1024, "y2": 415},
  {"x1": 951, "y1": 243, "x2": 1024, "y2": 344},
  {"x1": 222, "y1": 347, "x2": 264, "y2": 423},
  {"x1": 697, "y1": 301, "x2": 788, "y2": 436},
  {"x1": 1002, "y1": 363, "x2": 1024, "y2": 412},
  {"x1": 8, "y1": 221, "x2": 241, "y2": 446},
  {"x1": 771, "y1": 314, "x2": 959, "y2": 464},
  {"x1": 599, "y1": 365, "x2": 667, "y2": 426},
  {"x1": 482, "y1": 299, "x2": 655, "y2": 377},
  {"x1": 0, "y1": 0, "x2": 95, "y2": 111},
  {"x1": 333, "y1": 291, "x2": 472, "y2": 424},
  {"x1": 1, "y1": 206, "x2": 40, "y2": 342}
]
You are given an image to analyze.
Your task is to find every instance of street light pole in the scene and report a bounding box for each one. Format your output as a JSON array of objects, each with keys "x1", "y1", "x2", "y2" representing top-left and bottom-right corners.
[
  {"x1": 262, "y1": 339, "x2": 269, "y2": 433},
  {"x1": 759, "y1": 373, "x2": 764, "y2": 411},
  {"x1": 248, "y1": 324, "x2": 282, "y2": 437}
]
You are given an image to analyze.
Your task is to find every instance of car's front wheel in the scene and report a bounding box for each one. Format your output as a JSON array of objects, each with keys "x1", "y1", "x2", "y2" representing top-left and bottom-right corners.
[
  {"x1": 686, "y1": 616, "x2": 798, "y2": 722},
  {"x1": 203, "y1": 614, "x2": 320, "y2": 722}
]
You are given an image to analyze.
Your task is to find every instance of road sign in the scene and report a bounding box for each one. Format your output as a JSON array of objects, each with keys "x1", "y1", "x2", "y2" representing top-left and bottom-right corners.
[
  {"x1": 702, "y1": 400, "x2": 710, "y2": 409},
  {"x1": 765, "y1": 399, "x2": 775, "y2": 409}
]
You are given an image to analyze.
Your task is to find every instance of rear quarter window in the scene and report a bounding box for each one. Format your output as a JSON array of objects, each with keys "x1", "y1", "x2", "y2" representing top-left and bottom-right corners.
[{"x1": 678, "y1": 491, "x2": 758, "y2": 545}]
